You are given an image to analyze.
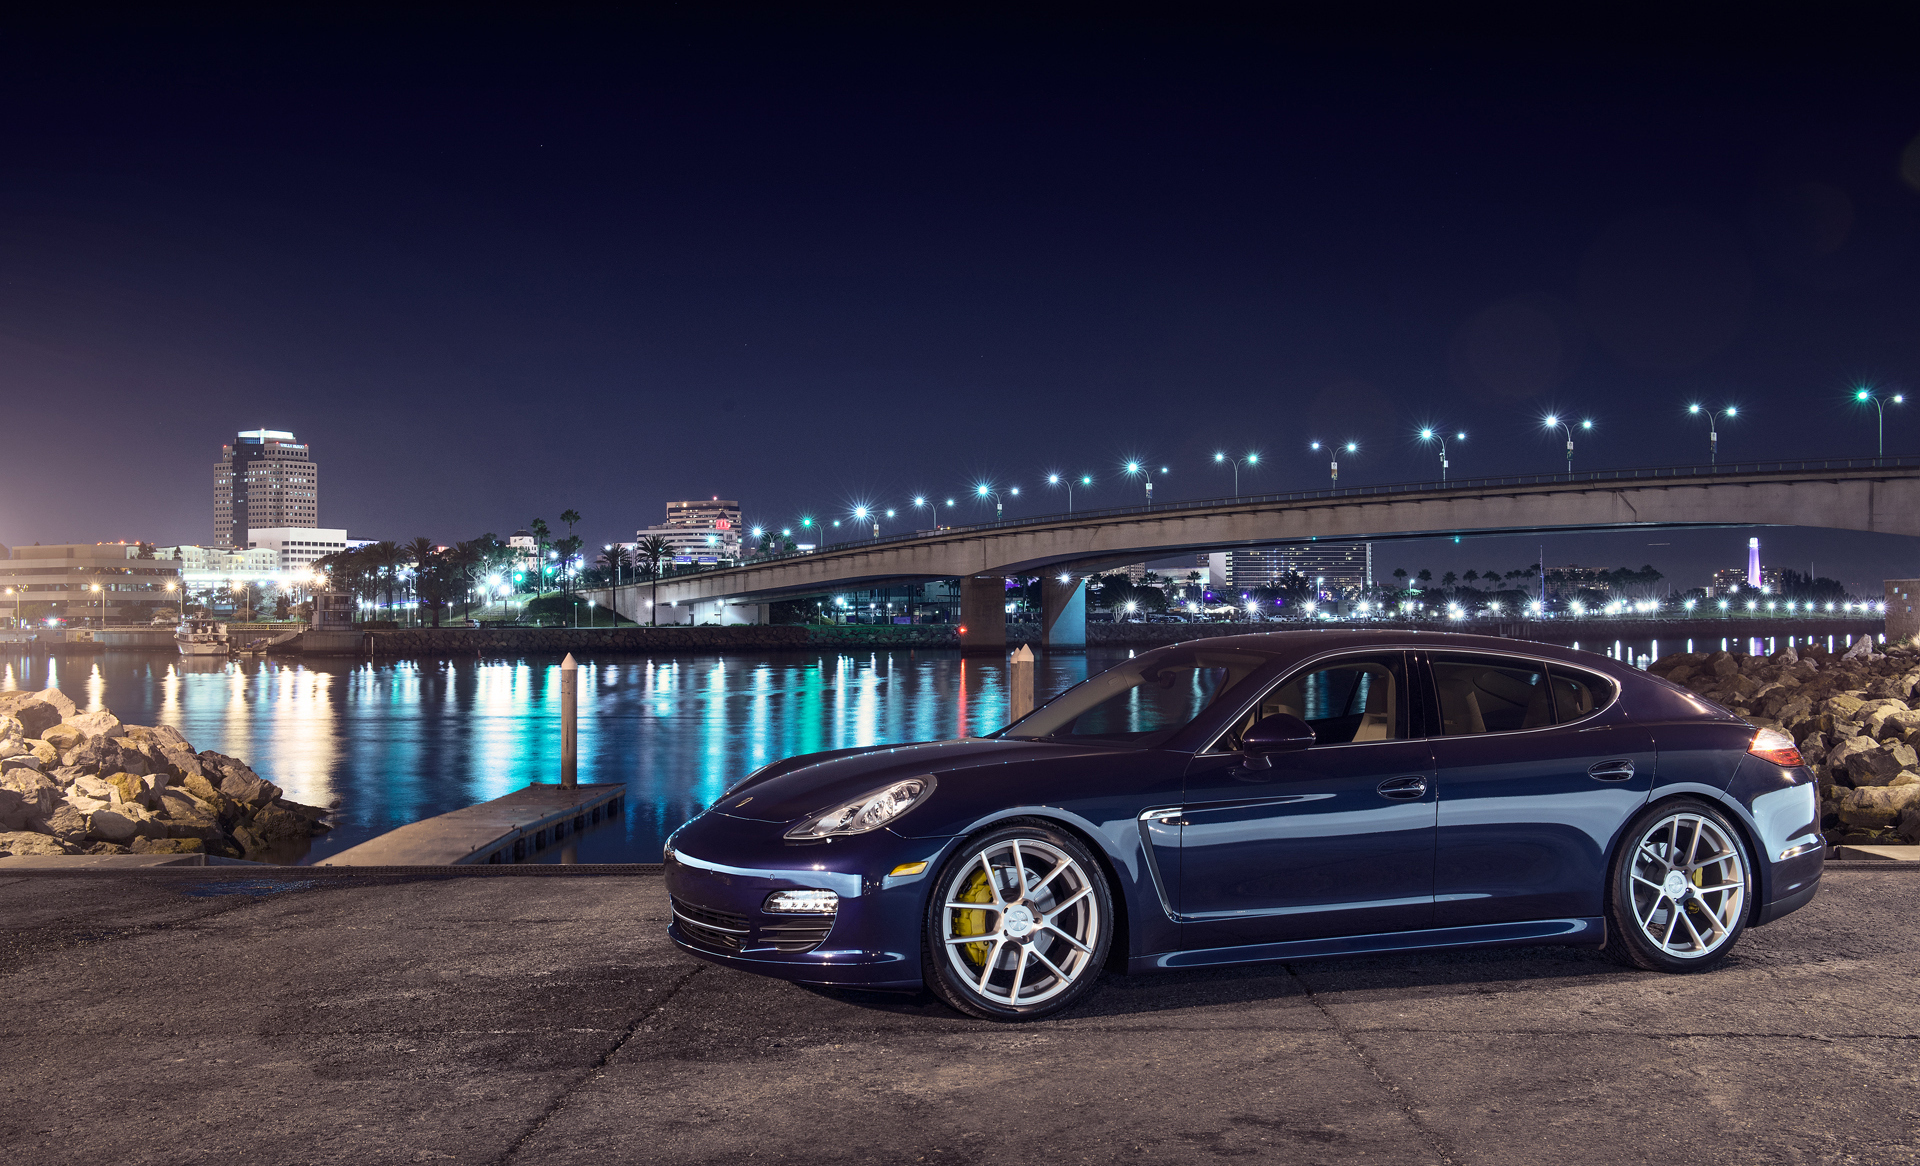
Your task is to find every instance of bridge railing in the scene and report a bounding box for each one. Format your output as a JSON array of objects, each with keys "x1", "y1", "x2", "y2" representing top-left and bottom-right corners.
[{"x1": 643, "y1": 454, "x2": 1920, "y2": 582}]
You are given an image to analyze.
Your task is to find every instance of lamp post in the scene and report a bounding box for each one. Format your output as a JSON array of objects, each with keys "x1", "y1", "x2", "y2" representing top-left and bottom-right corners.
[
  {"x1": 974, "y1": 483, "x2": 1004, "y2": 521},
  {"x1": 1309, "y1": 441, "x2": 1357, "y2": 485},
  {"x1": 853, "y1": 505, "x2": 879, "y2": 538},
  {"x1": 1687, "y1": 404, "x2": 1737, "y2": 465},
  {"x1": 1212, "y1": 451, "x2": 1260, "y2": 497},
  {"x1": 4, "y1": 586, "x2": 17, "y2": 629},
  {"x1": 1418, "y1": 429, "x2": 1464, "y2": 483},
  {"x1": 166, "y1": 581, "x2": 181, "y2": 622},
  {"x1": 1854, "y1": 387, "x2": 1904, "y2": 458},
  {"x1": 1123, "y1": 462, "x2": 1166, "y2": 507},
  {"x1": 89, "y1": 582, "x2": 104, "y2": 629},
  {"x1": 1047, "y1": 473, "x2": 1093, "y2": 512},
  {"x1": 1543, "y1": 415, "x2": 1592, "y2": 474}
]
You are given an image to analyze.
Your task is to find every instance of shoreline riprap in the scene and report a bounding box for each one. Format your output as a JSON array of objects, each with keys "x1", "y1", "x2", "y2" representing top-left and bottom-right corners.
[
  {"x1": 0, "y1": 688, "x2": 328, "y2": 861},
  {"x1": 1648, "y1": 636, "x2": 1920, "y2": 848}
]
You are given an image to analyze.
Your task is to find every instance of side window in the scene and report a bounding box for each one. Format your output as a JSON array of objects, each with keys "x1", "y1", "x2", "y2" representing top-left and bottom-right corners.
[
  {"x1": 1229, "y1": 653, "x2": 1408, "y2": 747},
  {"x1": 1547, "y1": 665, "x2": 1615, "y2": 723},
  {"x1": 1429, "y1": 654, "x2": 1554, "y2": 735}
]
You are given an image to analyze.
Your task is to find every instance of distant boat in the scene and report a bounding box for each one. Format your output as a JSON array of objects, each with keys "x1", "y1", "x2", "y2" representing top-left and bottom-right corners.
[{"x1": 175, "y1": 619, "x2": 230, "y2": 656}]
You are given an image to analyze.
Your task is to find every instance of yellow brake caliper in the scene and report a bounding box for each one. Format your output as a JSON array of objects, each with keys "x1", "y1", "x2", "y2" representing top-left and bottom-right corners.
[{"x1": 955, "y1": 866, "x2": 993, "y2": 967}]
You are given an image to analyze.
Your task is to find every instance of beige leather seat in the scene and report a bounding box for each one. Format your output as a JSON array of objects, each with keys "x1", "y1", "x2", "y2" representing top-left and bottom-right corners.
[{"x1": 1352, "y1": 673, "x2": 1394, "y2": 741}]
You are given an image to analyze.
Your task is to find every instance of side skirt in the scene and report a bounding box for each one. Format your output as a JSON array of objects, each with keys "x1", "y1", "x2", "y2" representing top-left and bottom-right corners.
[{"x1": 1130, "y1": 917, "x2": 1605, "y2": 974}]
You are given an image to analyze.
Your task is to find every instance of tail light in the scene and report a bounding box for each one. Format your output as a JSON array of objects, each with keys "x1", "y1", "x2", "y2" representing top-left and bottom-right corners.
[{"x1": 1748, "y1": 728, "x2": 1804, "y2": 768}]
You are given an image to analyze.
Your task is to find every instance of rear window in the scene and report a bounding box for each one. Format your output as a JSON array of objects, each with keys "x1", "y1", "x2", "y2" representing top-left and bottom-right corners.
[{"x1": 1429, "y1": 653, "x2": 1615, "y2": 735}]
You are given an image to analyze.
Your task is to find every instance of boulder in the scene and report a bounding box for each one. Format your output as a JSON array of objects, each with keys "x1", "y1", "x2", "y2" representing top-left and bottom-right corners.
[
  {"x1": 1666, "y1": 664, "x2": 1698, "y2": 686},
  {"x1": 72, "y1": 774, "x2": 114, "y2": 801},
  {"x1": 62, "y1": 710, "x2": 122, "y2": 741},
  {"x1": 0, "y1": 769, "x2": 61, "y2": 820},
  {"x1": 0, "y1": 739, "x2": 21, "y2": 760},
  {"x1": 0, "y1": 830, "x2": 76, "y2": 857},
  {"x1": 130, "y1": 837, "x2": 204, "y2": 855},
  {"x1": 32, "y1": 803, "x2": 88, "y2": 843},
  {"x1": 26, "y1": 740, "x2": 56, "y2": 766},
  {"x1": 1851, "y1": 743, "x2": 1918, "y2": 786},
  {"x1": 83, "y1": 842, "x2": 131, "y2": 855},
  {"x1": 1837, "y1": 784, "x2": 1920, "y2": 828},
  {"x1": 1843, "y1": 636, "x2": 1877, "y2": 662},
  {"x1": 39, "y1": 723, "x2": 84, "y2": 752},
  {"x1": 1771, "y1": 644, "x2": 1800, "y2": 664},
  {"x1": 86, "y1": 805, "x2": 163, "y2": 844},
  {"x1": 230, "y1": 822, "x2": 270, "y2": 859},
  {"x1": 249, "y1": 803, "x2": 314, "y2": 841},
  {"x1": 0, "y1": 713, "x2": 22, "y2": 743},
  {"x1": 1, "y1": 754, "x2": 43, "y2": 776},
  {"x1": 7, "y1": 700, "x2": 63, "y2": 740},
  {"x1": 1827, "y1": 735, "x2": 1880, "y2": 780},
  {"x1": 152, "y1": 744, "x2": 203, "y2": 781},
  {"x1": 1709, "y1": 652, "x2": 1739, "y2": 678},
  {"x1": 0, "y1": 788, "x2": 29, "y2": 831},
  {"x1": 69, "y1": 735, "x2": 148, "y2": 778},
  {"x1": 1826, "y1": 693, "x2": 1867, "y2": 720}
]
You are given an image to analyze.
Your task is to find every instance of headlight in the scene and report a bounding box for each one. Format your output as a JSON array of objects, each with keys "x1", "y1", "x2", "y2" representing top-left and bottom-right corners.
[{"x1": 784, "y1": 776, "x2": 937, "y2": 840}]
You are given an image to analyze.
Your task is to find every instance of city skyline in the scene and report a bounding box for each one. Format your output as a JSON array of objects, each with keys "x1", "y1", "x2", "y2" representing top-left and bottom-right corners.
[{"x1": 3, "y1": 10, "x2": 1920, "y2": 593}]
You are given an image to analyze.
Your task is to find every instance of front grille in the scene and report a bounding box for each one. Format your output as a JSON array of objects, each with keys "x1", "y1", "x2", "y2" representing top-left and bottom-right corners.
[
  {"x1": 758, "y1": 921, "x2": 835, "y2": 953},
  {"x1": 670, "y1": 896, "x2": 749, "y2": 952}
]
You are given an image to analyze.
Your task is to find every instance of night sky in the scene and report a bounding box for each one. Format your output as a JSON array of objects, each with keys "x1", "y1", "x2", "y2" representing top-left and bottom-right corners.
[{"x1": 5, "y1": 9, "x2": 1920, "y2": 593}]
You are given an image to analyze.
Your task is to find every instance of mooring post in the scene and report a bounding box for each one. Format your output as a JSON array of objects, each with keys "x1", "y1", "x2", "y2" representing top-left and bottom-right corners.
[
  {"x1": 560, "y1": 652, "x2": 578, "y2": 789},
  {"x1": 1009, "y1": 643, "x2": 1035, "y2": 723}
]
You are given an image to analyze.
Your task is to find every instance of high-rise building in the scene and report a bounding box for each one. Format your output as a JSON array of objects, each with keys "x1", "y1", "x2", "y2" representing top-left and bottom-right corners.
[
  {"x1": 1201, "y1": 543, "x2": 1373, "y2": 595},
  {"x1": 665, "y1": 498, "x2": 741, "y2": 530},
  {"x1": 640, "y1": 498, "x2": 742, "y2": 564},
  {"x1": 214, "y1": 429, "x2": 318, "y2": 548}
]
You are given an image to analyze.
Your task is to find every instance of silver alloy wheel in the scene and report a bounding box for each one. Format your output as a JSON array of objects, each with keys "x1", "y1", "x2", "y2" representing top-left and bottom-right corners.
[
  {"x1": 1627, "y1": 811, "x2": 1747, "y2": 959},
  {"x1": 940, "y1": 837, "x2": 1100, "y2": 1006}
]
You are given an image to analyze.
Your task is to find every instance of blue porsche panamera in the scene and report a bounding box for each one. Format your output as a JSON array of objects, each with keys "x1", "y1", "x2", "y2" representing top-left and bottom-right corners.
[{"x1": 663, "y1": 630, "x2": 1824, "y2": 1020}]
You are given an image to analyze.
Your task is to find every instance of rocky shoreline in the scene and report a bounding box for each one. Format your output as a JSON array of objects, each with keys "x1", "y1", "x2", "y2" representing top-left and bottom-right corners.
[
  {"x1": 0, "y1": 689, "x2": 329, "y2": 861},
  {"x1": 1648, "y1": 637, "x2": 1920, "y2": 848}
]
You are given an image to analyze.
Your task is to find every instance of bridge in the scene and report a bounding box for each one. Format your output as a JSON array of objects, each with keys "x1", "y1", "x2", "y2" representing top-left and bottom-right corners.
[{"x1": 588, "y1": 456, "x2": 1920, "y2": 652}]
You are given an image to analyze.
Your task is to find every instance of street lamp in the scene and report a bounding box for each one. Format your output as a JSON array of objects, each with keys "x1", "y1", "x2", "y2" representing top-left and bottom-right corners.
[
  {"x1": 1853, "y1": 386, "x2": 1904, "y2": 458},
  {"x1": 1687, "y1": 404, "x2": 1737, "y2": 465},
  {"x1": 1124, "y1": 462, "x2": 1167, "y2": 507},
  {"x1": 166, "y1": 581, "x2": 181, "y2": 621},
  {"x1": 974, "y1": 483, "x2": 1004, "y2": 520},
  {"x1": 1212, "y1": 451, "x2": 1260, "y2": 497},
  {"x1": 1047, "y1": 473, "x2": 1093, "y2": 512},
  {"x1": 853, "y1": 505, "x2": 878, "y2": 537},
  {"x1": 89, "y1": 581, "x2": 104, "y2": 628},
  {"x1": 1543, "y1": 415, "x2": 1593, "y2": 474},
  {"x1": 1309, "y1": 441, "x2": 1357, "y2": 485},
  {"x1": 4, "y1": 586, "x2": 17, "y2": 629},
  {"x1": 1418, "y1": 429, "x2": 1464, "y2": 483}
]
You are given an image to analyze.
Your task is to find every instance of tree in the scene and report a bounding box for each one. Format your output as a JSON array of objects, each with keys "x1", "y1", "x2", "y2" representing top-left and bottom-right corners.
[
  {"x1": 528, "y1": 519, "x2": 551, "y2": 593},
  {"x1": 366, "y1": 541, "x2": 403, "y2": 621},
  {"x1": 560, "y1": 509, "x2": 581, "y2": 539},
  {"x1": 1416, "y1": 568, "x2": 1433, "y2": 588},
  {"x1": 636, "y1": 535, "x2": 673, "y2": 625},
  {"x1": 1463, "y1": 570, "x2": 1479, "y2": 583},
  {"x1": 1441, "y1": 571, "x2": 1458, "y2": 587}
]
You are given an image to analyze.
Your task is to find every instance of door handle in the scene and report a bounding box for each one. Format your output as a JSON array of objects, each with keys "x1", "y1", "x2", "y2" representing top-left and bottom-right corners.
[
  {"x1": 1376, "y1": 776, "x2": 1427, "y2": 800},
  {"x1": 1588, "y1": 759, "x2": 1636, "y2": 782}
]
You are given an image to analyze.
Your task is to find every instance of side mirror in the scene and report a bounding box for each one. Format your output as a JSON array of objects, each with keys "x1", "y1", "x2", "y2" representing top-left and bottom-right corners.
[{"x1": 1241, "y1": 713, "x2": 1315, "y2": 764}]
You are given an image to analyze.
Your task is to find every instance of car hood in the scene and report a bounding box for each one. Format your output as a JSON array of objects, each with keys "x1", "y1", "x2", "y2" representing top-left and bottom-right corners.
[{"x1": 708, "y1": 737, "x2": 1128, "y2": 825}]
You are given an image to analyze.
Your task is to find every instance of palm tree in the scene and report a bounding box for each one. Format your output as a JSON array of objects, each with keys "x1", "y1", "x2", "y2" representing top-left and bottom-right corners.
[
  {"x1": 636, "y1": 535, "x2": 672, "y2": 625},
  {"x1": 528, "y1": 519, "x2": 551, "y2": 594},
  {"x1": 405, "y1": 537, "x2": 436, "y2": 625},
  {"x1": 368, "y1": 541, "x2": 403, "y2": 621}
]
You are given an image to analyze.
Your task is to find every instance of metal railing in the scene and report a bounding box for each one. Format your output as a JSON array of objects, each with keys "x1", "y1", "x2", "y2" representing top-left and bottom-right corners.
[{"x1": 646, "y1": 454, "x2": 1920, "y2": 583}]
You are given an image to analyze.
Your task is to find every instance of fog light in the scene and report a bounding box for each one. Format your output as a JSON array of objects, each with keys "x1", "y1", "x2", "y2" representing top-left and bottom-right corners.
[{"x1": 764, "y1": 889, "x2": 839, "y2": 914}]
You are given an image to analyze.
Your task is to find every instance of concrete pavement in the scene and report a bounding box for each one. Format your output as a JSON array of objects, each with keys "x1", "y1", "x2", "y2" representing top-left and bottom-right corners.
[{"x1": 1, "y1": 867, "x2": 1915, "y2": 1165}]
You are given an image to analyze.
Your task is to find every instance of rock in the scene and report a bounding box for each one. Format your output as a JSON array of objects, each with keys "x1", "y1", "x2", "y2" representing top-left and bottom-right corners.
[
  {"x1": 1709, "y1": 652, "x2": 1739, "y2": 678},
  {"x1": 1892, "y1": 772, "x2": 1920, "y2": 787},
  {"x1": 86, "y1": 805, "x2": 162, "y2": 844},
  {"x1": 0, "y1": 830, "x2": 76, "y2": 857},
  {"x1": 130, "y1": 836, "x2": 204, "y2": 855},
  {"x1": 0, "y1": 739, "x2": 21, "y2": 760},
  {"x1": 1838, "y1": 784, "x2": 1920, "y2": 827},
  {"x1": 249, "y1": 804, "x2": 314, "y2": 841},
  {"x1": 32, "y1": 803, "x2": 88, "y2": 843},
  {"x1": 1833, "y1": 719, "x2": 1863, "y2": 740},
  {"x1": 1852, "y1": 743, "x2": 1919, "y2": 786},
  {"x1": 1666, "y1": 664, "x2": 1698, "y2": 685},
  {"x1": 230, "y1": 822, "x2": 270, "y2": 859},
  {"x1": 1, "y1": 754, "x2": 44, "y2": 776},
  {"x1": 72, "y1": 774, "x2": 114, "y2": 801},
  {"x1": 0, "y1": 788, "x2": 28, "y2": 831},
  {"x1": 1772, "y1": 644, "x2": 1800, "y2": 664},
  {"x1": 1827, "y1": 735, "x2": 1880, "y2": 780},
  {"x1": 0, "y1": 769, "x2": 61, "y2": 820},
  {"x1": 200, "y1": 753, "x2": 281, "y2": 807},
  {"x1": 0, "y1": 713, "x2": 22, "y2": 742},
  {"x1": 1778, "y1": 695, "x2": 1814, "y2": 729},
  {"x1": 6, "y1": 700, "x2": 63, "y2": 739},
  {"x1": 1826, "y1": 693, "x2": 1867, "y2": 720},
  {"x1": 62, "y1": 710, "x2": 122, "y2": 741},
  {"x1": 39, "y1": 723, "x2": 84, "y2": 752},
  {"x1": 26, "y1": 740, "x2": 56, "y2": 766},
  {"x1": 152, "y1": 744, "x2": 203, "y2": 781},
  {"x1": 1843, "y1": 636, "x2": 1877, "y2": 661},
  {"x1": 84, "y1": 841, "x2": 132, "y2": 855},
  {"x1": 1728, "y1": 674, "x2": 1760, "y2": 698}
]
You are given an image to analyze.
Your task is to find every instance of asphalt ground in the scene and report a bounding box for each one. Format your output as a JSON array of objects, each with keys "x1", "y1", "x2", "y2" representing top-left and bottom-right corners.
[{"x1": 1, "y1": 867, "x2": 1915, "y2": 1166}]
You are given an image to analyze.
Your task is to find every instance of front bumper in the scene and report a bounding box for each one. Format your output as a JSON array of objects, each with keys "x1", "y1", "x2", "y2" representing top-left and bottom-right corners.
[{"x1": 662, "y1": 811, "x2": 950, "y2": 991}]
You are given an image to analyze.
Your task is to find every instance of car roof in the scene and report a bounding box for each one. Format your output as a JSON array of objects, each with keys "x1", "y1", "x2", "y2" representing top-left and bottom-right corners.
[{"x1": 1142, "y1": 628, "x2": 1640, "y2": 677}]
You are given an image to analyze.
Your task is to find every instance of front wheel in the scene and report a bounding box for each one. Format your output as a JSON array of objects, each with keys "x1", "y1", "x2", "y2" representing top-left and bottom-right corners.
[
  {"x1": 1602, "y1": 798, "x2": 1753, "y2": 972},
  {"x1": 923, "y1": 821, "x2": 1113, "y2": 1020}
]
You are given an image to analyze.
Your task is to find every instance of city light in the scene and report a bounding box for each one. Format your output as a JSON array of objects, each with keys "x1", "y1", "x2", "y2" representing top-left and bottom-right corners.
[{"x1": 1854, "y1": 386, "x2": 1904, "y2": 456}]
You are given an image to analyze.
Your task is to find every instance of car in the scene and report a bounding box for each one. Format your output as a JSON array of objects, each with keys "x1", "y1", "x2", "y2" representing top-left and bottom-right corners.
[{"x1": 663, "y1": 630, "x2": 1824, "y2": 1020}]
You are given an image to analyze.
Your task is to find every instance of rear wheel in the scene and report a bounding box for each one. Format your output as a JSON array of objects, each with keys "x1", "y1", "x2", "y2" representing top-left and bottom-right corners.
[
  {"x1": 1602, "y1": 798, "x2": 1752, "y2": 972},
  {"x1": 923, "y1": 821, "x2": 1112, "y2": 1020}
]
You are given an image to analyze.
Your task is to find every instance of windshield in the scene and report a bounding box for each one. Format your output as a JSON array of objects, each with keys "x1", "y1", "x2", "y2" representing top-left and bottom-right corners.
[{"x1": 1000, "y1": 646, "x2": 1272, "y2": 747}]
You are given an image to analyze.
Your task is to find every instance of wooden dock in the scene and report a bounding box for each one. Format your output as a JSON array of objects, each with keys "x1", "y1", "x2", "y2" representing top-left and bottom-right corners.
[{"x1": 320, "y1": 783, "x2": 625, "y2": 866}]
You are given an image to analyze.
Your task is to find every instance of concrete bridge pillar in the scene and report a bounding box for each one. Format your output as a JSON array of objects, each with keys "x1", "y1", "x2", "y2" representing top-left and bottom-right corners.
[
  {"x1": 1040, "y1": 576, "x2": 1087, "y2": 651},
  {"x1": 959, "y1": 576, "x2": 1007, "y2": 654}
]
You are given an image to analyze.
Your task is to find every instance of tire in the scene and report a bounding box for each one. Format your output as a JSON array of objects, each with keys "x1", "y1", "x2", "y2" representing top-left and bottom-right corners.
[
  {"x1": 1601, "y1": 798, "x2": 1753, "y2": 972},
  {"x1": 923, "y1": 820, "x2": 1114, "y2": 1021}
]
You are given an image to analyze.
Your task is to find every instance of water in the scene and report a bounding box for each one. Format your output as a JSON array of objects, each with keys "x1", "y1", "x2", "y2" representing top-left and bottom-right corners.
[
  {"x1": 1537, "y1": 631, "x2": 1887, "y2": 672},
  {"x1": 0, "y1": 649, "x2": 1124, "y2": 864}
]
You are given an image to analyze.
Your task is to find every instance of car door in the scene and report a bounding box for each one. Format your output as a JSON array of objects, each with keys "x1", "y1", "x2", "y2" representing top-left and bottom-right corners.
[
  {"x1": 1176, "y1": 651, "x2": 1437, "y2": 948},
  {"x1": 1424, "y1": 652, "x2": 1654, "y2": 928}
]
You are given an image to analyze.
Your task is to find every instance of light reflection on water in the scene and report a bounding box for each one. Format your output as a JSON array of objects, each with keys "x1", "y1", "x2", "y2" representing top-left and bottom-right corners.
[{"x1": 1, "y1": 649, "x2": 1120, "y2": 864}]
